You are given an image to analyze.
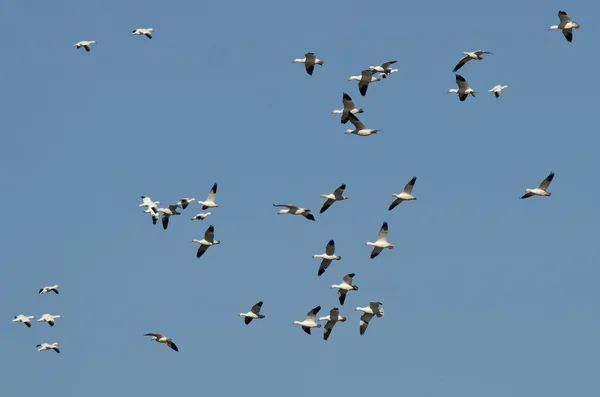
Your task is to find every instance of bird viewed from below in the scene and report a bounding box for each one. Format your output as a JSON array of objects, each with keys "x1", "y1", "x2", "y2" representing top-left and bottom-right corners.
[
  {"x1": 348, "y1": 69, "x2": 380, "y2": 96},
  {"x1": 191, "y1": 212, "x2": 212, "y2": 221},
  {"x1": 313, "y1": 239, "x2": 342, "y2": 276},
  {"x1": 369, "y1": 60, "x2": 398, "y2": 78},
  {"x1": 39, "y1": 285, "x2": 60, "y2": 295},
  {"x1": 197, "y1": 183, "x2": 219, "y2": 210},
  {"x1": 452, "y1": 50, "x2": 492, "y2": 72},
  {"x1": 191, "y1": 225, "x2": 220, "y2": 258},
  {"x1": 330, "y1": 273, "x2": 359, "y2": 305},
  {"x1": 13, "y1": 315, "x2": 35, "y2": 328},
  {"x1": 489, "y1": 84, "x2": 509, "y2": 98},
  {"x1": 37, "y1": 313, "x2": 62, "y2": 327},
  {"x1": 318, "y1": 307, "x2": 346, "y2": 341},
  {"x1": 521, "y1": 172, "x2": 555, "y2": 199},
  {"x1": 389, "y1": 176, "x2": 417, "y2": 211},
  {"x1": 144, "y1": 333, "x2": 179, "y2": 352},
  {"x1": 292, "y1": 305, "x2": 322, "y2": 335},
  {"x1": 37, "y1": 342, "x2": 60, "y2": 353},
  {"x1": 143, "y1": 206, "x2": 159, "y2": 225},
  {"x1": 292, "y1": 52, "x2": 324, "y2": 75},
  {"x1": 73, "y1": 40, "x2": 97, "y2": 52},
  {"x1": 549, "y1": 10, "x2": 580, "y2": 42},
  {"x1": 156, "y1": 204, "x2": 181, "y2": 230},
  {"x1": 345, "y1": 112, "x2": 380, "y2": 136},
  {"x1": 320, "y1": 183, "x2": 348, "y2": 214},
  {"x1": 139, "y1": 196, "x2": 160, "y2": 212},
  {"x1": 366, "y1": 222, "x2": 395, "y2": 259},
  {"x1": 176, "y1": 198, "x2": 196, "y2": 209},
  {"x1": 331, "y1": 93, "x2": 363, "y2": 124},
  {"x1": 273, "y1": 204, "x2": 315, "y2": 221},
  {"x1": 356, "y1": 301, "x2": 384, "y2": 335},
  {"x1": 132, "y1": 28, "x2": 154, "y2": 39},
  {"x1": 449, "y1": 74, "x2": 477, "y2": 101},
  {"x1": 239, "y1": 301, "x2": 265, "y2": 324}
]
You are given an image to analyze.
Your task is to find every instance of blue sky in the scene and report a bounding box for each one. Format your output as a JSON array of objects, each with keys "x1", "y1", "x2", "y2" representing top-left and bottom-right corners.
[{"x1": 2, "y1": 0, "x2": 599, "y2": 396}]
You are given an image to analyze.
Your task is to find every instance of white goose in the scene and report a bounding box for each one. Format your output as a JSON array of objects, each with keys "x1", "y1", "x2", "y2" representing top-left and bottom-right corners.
[
  {"x1": 132, "y1": 28, "x2": 154, "y2": 39},
  {"x1": 39, "y1": 285, "x2": 60, "y2": 295},
  {"x1": 521, "y1": 172, "x2": 555, "y2": 199},
  {"x1": 356, "y1": 301, "x2": 384, "y2": 335},
  {"x1": 37, "y1": 342, "x2": 60, "y2": 353},
  {"x1": 389, "y1": 176, "x2": 417, "y2": 211},
  {"x1": 313, "y1": 239, "x2": 342, "y2": 277},
  {"x1": 191, "y1": 212, "x2": 212, "y2": 221},
  {"x1": 331, "y1": 273, "x2": 359, "y2": 305},
  {"x1": 13, "y1": 314, "x2": 35, "y2": 328},
  {"x1": 331, "y1": 93, "x2": 363, "y2": 124},
  {"x1": 452, "y1": 50, "x2": 492, "y2": 72},
  {"x1": 293, "y1": 305, "x2": 322, "y2": 335},
  {"x1": 293, "y1": 52, "x2": 324, "y2": 75},
  {"x1": 348, "y1": 69, "x2": 380, "y2": 96},
  {"x1": 144, "y1": 333, "x2": 179, "y2": 351},
  {"x1": 489, "y1": 85, "x2": 508, "y2": 98},
  {"x1": 191, "y1": 225, "x2": 220, "y2": 258},
  {"x1": 369, "y1": 60, "x2": 398, "y2": 78},
  {"x1": 139, "y1": 196, "x2": 160, "y2": 212},
  {"x1": 273, "y1": 204, "x2": 315, "y2": 221},
  {"x1": 449, "y1": 74, "x2": 477, "y2": 102},
  {"x1": 176, "y1": 198, "x2": 196, "y2": 209},
  {"x1": 378, "y1": 68, "x2": 399, "y2": 79},
  {"x1": 73, "y1": 41, "x2": 97, "y2": 52},
  {"x1": 197, "y1": 183, "x2": 219, "y2": 209},
  {"x1": 156, "y1": 205, "x2": 181, "y2": 230},
  {"x1": 37, "y1": 313, "x2": 62, "y2": 327},
  {"x1": 366, "y1": 221, "x2": 394, "y2": 259},
  {"x1": 320, "y1": 184, "x2": 348, "y2": 214},
  {"x1": 318, "y1": 307, "x2": 347, "y2": 341},
  {"x1": 549, "y1": 11, "x2": 580, "y2": 42},
  {"x1": 345, "y1": 112, "x2": 380, "y2": 136},
  {"x1": 239, "y1": 301, "x2": 265, "y2": 324}
]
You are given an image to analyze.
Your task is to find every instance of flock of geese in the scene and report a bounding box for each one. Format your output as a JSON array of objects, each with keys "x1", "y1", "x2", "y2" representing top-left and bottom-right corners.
[{"x1": 14, "y1": 10, "x2": 575, "y2": 353}]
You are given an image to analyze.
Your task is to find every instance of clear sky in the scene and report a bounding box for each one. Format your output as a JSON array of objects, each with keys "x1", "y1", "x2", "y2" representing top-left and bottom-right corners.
[{"x1": 2, "y1": 1, "x2": 599, "y2": 396}]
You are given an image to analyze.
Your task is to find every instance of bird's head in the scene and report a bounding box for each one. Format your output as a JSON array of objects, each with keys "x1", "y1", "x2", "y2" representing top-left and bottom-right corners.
[
  {"x1": 214, "y1": 240, "x2": 221, "y2": 245},
  {"x1": 345, "y1": 129, "x2": 354, "y2": 134},
  {"x1": 353, "y1": 285, "x2": 359, "y2": 291},
  {"x1": 316, "y1": 324, "x2": 322, "y2": 328},
  {"x1": 340, "y1": 316, "x2": 347, "y2": 322},
  {"x1": 389, "y1": 243, "x2": 395, "y2": 249}
]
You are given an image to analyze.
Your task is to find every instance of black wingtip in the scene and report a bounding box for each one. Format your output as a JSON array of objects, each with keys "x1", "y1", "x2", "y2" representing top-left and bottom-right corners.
[{"x1": 329, "y1": 239, "x2": 335, "y2": 245}]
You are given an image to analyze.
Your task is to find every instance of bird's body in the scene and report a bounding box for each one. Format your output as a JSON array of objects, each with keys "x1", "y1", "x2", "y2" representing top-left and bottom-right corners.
[
  {"x1": 318, "y1": 308, "x2": 346, "y2": 341},
  {"x1": 293, "y1": 306, "x2": 322, "y2": 335},
  {"x1": 549, "y1": 11, "x2": 580, "y2": 42},
  {"x1": 369, "y1": 60, "x2": 398, "y2": 78},
  {"x1": 37, "y1": 313, "x2": 62, "y2": 327},
  {"x1": 191, "y1": 212, "x2": 212, "y2": 221},
  {"x1": 449, "y1": 74, "x2": 477, "y2": 101},
  {"x1": 332, "y1": 93, "x2": 363, "y2": 124},
  {"x1": 452, "y1": 50, "x2": 492, "y2": 72},
  {"x1": 366, "y1": 222, "x2": 394, "y2": 258},
  {"x1": 239, "y1": 301, "x2": 265, "y2": 324},
  {"x1": 331, "y1": 273, "x2": 359, "y2": 305},
  {"x1": 273, "y1": 204, "x2": 315, "y2": 221},
  {"x1": 39, "y1": 285, "x2": 60, "y2": 295},
  {"x1": 73, "y1": 41, "x2": 97, "y2": 52},
  {"x1": 389, "y1": 176, "x2": 417, "y2": 211},
  {"x1": 313, "y1": 240, "x2": 342, "y2": 276},
  {"x1": 293, "y1": 52, "x2": 324, "y2": 75},
  {"x1": 156, "y1": 205, "x2": 181, "y2": 230},
  {"x1": 140, "y1": 196, "x2": 160, "y2": 212},
  {"x1": 348, "y1": 69, "x2": 380, "y2": 96},
  {"x1": 345, "y1": 112, "x2": 379, "y2": 136},
  {"x1": 198, "y1": 183, "x2": 219, "y2": 210},
  {"x1": 489, "y1": 85, "x2": 509, "y2": 98},
  {"x1": 355, "y1": 301, "x2": 384, "y2": 335},
  {"x1": 37, "y1": 342, "x2": 60, "y2": 353},
  {"x1": 176, "y1": 198, "x2": 196, "y2": 209},
  {"x1": 13, "y1": 314, "x2": 35, "y2": 328},
  {"x1": 521, "y1": 172, "x2": 555, "y2": 199},
  {"x1": 132, "y1": 28, "x2": 154, "y2": 39},
  {"x1": 191, "y1": 225, "x2": 220, "y2": 258},
  {"x1": 320, "y1": 184, "x2": 348, "y2": 213},
  {"x1": 144, "y1": 333, "x2": 179, "y2": 351}
]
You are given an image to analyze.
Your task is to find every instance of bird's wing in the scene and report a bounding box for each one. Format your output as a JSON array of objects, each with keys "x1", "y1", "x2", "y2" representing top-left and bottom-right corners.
[
  {"x1": 348, "y1": 112, "x2": 367, "y2": 130},
  {"x1": 244, "y1": 317, "x2": 253, "y2": 325},
  {"x1": 452, "y1": 56, "x2": 470, "y2": 72},
  {"x1": 558, "y1": 11, "x2": 571, "y2": 24},
  {"x1": 323, "y1": 321, "x2": 334, "y2": 340},
  {"x1": 145, "y1": 33, "x2": 152, "y2": 39},
  {"x1": 459, "y1": 93, "x2": 468, "y2": 101},
  {"x1": 456, "y1": 74, "x2": 469, "y2": 90},
  {"x1": 204, "y1": 225, "x2": 215, "y2": 241},
  {"x1": 325, "y1": 240, "x2": 335, "y2": 256},
  {"x1": 377, "y1": 222, "x2": 389, "y2": 242},
  {"x1": 338, "y1": 290, "x2": 348, "y2": 305},
  {"x1": 388, "y1": 198, "x2": 403, "y2": 211},
  {"x1": 360, "y1": 313, "x2": 374, "y2": 335},
  {"x1": 330, "y1": 307, "x2": 340, "y2": 319},
  {"x1": 144, "y1": 333, "x2": 163, "y2": 338},
  {"x1": 251, "y1": 301, "x2": 263, "y2": 315},
  {"x1": 369, "y1": 301, "x2": 382, "y2": 312},
  {"x1": 403, "y1": 177, "x2": 417, "y2": 194},
  {"x1": 343, "y1": 273, "x2": 355, "y2": 284},
  {"x1": 381, "y1": 60, "x2": 398, "y2": 68},
  {"x1": 475, "y1": 50, "x2": 491, "y2": 55},
  {"x1": 495, "y1": 92, "x2": 500, "y2": 98},
  {"x1": 197, "y1": 244, "x2": 209, "y2": 258},
  {"x1": 305, "y1": 64, "x2": 315, "y2": 75},
  {"x1": 302, "y1": 326, "x2": 311, "y2": 335},
  {"x1": 318, "y1": 259, "x2": 332, "y2": 276},
  {"x1": 208, "y1": 183, "x2": 217, "y2": 201},
  {"x1": 162, "y1": 216, "x2": 169, "y2": 230},
  {"x1": 303, "y1": 212, "x2": 315, "y2": 221},
  {"x1": 333, "y1": 184, "x2": 346, "y2": 196},
  {"x1": 370, "y1": 246, "x2": 383, "y2": 259},
  {"x1": 521, "y1": 193, "x2": 533, "y2": 199},
  {"x1": 84, "y1": 45, "x2": 91, "y2": 52},
  {"x1": 538, "y1": 172, "x2": 555, "y2": 190},
  {"x1": 306, "y1": 306, "x2": 321, "y2": 321},
  {"x1": 53, "y1": 347, "x2": 60, "y2": 353},
  {"x1": 342, "y1": 93, "x2": 355, "y2": 111},
  {"x1": 320, "y1": 199, "x2": 334, "y2": 214},
  {"x1": 273, "y1": 204, "x2": 296, "y2": 211},
  {"x1": 167, "y1": 340, "x2": 179, "y2": 352},
  {"x1": 563, "y1": 30, "x2": 573, "y2": 42}
]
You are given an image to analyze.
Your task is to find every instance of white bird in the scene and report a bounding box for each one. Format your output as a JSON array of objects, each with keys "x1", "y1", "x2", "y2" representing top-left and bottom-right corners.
[
  {"x1": 191, "y1": 225, "x2": 220, "y2": 258},
  {"x1": 156, "y1": 204, "x2": 181, "y2": 230},
  {"x1": 318, "y1": 307, "x2": 347, "y2": 341},
  {"x1": 369, "y1": 60, "x2": 398, "y2": 78},
  {"x1": 176, "y1": 198, "x2": 196, "y2": 209},
  {"x1": 452, "y1": 50, "x2": 492, "y2": 72},
  {"x1": 355, "y1": 301, "x2": 384, "y2": 335},
  {"x1": 549, "y1": 11, "x2": 580, "y2": 42},
  {"x1": 292, "y1": 52, "x2": 324, "y2": 75},
  {"x1": 37, "y1": 342, "x2": 60, "y2": 353},
  {"x1": 320, "y1": 184, "x2": 348, "y2": 214},
  {"x1": 37, "y1": 313, "x2": 62, "y2": 327},
  {"x1": 144, "y1": 333, "x2": 179, "y2": 352},
  {"x1": 293, "y1": 305, "x2": 322, "y2": 335},
  {"x1": 449, "y1": 74, "x2": 477, "y2": 102},
  {"x1": 313, "y1": 239, "x2": 342, "y2": 277},
  {"x1": 191, "y1": 212, "x2": 212, "y2": 221},
  {"x1": 197, "y1": 183, "x2": 219, "y2": 210},
  {"x1": 389, "y1": 176, "x2": 417, "y2": 211},
  {"x1": 239, "y1": 301, "x2": 265, "y2": 325},
  {"x1": 331, "y1": 93, "x2": 363, "y2": 124},
  {"x1": 521, "y1": 172, "x2": 555, "y2": 199},
  {"x1": 331, "y1": 273, "x2": 359, "y2": 305},
  {"x1": 39, "y1": 285, "x2": 60, "y2": 295},
  {"x1": 73, "y1": 41, "x2": 97, "y2": 52},
  {"x1": 348, "y1": 69, "x2": 380, "y2": 96},
  {"x1": 345, "y1": 112, "x2": 380, "y2": 136},
  {"x1": 366, "y1": 221, "x2": 395, "y2": 259},
  {"x1": 273, "y1": 204, "x2": 315, "y2": 221},
  {"x1": 13, "y1": 314, "x2": 35, "y2": 328},
  {"x1": 132, "y1": 28, "x2": 154, "y2": 39},
  {"x1": 489, "y1": 85, "x2": 509, "y2": 98},
  {"x1": 139, "y1": 196, "x2": 160, "y2": 211}
]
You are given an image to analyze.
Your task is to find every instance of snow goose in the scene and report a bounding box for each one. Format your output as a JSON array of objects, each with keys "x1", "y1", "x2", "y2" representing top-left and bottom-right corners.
[
  {"x1": 37, "y1": 313, "x2": 62, "y2": 327},
  {"x1": 389, "y1": 176, "x2": 417, "y2": 211},
  {"x1": 318, "y1": 307, "x2": 347, "y2": 341},
  {"x1": 191, "y1": 225, "x2": 220, "y2": 258},
  {"x1": 144, "y1": 333, "x2": 179, "y2": 352},
  {"x1": 549, "y1": 11, "x2": 580, "y2": 42},
  {"x1": 313, "y1": 239, "x2": 342, "y2": 276},
  {"x1": 449, "y1": 75, "x2": 477, "y2": 102},
  {"x1": 293, "y1": 305, "x2": 322, "y2": 335},
  {"x1": 489, "y1": 85, "x2": 508, "y2": 98},
  {"x1": 37, "y1": 342, "x2": 60, "y2": 353},
  {"x1": 320, "y1": 184, "x2": 348, "y2": 213},
  {"x1": 176, "y1": 198, "x2": 196, "y2": 209},
  {"x1": 132, "y1": 28, "x2": 154, "y2": 39},
  {"x1": 379, "y1": 68, "x2": 399, "y2": 79},
  {"x1": 521, "y1": 172, "x2": 555, "y2": 199},
  {"x1": 452, "y1": 50, "x2": 492, "y2": 72},
  {"x1": 13, "y1": 314, "x2": 35, "y2": 328},
  {"x1": 239, "y1": 301, "x2": 265, "y2": 324},
  {"x1": 156, "y1": 205, "x2": 181, "y2": 230},
  {"x1": 191, "y1": 212, "x2": 212, "y2": 221},
  {"x1": 369, "y1": 60, "x2": 398, "y2": 77},
  {"x1": 139, "y1": 196, "x2": 160, "y2": 211},
  {"x1": 332, "y1": 93, "x2": 363, "y2": 124},
  {"x1": 273, "y1": 204, "x2": 315, "y2": 221},
  {"x1": 356, "y1": 301, "x2": 384, "y2": 335},
  {"x1": 366, "y1": 222, "x2": 394, "y2": 259},
  {"x1": 348, "y1": 69, "x2": 380, "y2": 96},
  {"x1": 197, "y1": 183, "x2": 219, "y2": 210},
  {"x1": 331, "y1": 273, "x2": 359, "y2": 305},
  {"x1": 293, "y1": 52, "x2": 324, "y2": 75},
  {"x1": 39, "y1": 285, "x2": 60, "y2": 295},
  {"x1": 73, "y1": 41, "x2": 97, "y2": 52},
  {"x1": 345, "y1": 112, "x2": 379, "y2": 136}
]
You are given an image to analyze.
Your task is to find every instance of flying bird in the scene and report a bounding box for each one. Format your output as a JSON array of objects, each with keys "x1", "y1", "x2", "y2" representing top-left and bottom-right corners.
[
  {"x1": 366, "y1": 222, "x2": 395, "y2": 259},
  {"x1": 293, "y1": 306, "x2": 322, "y2": 335},
  {"x1": 198, "y1": 183, "x2": 219, "y2": 210},
  {"x1": 313, "y1": 239, "x2": 342, "y2": 276},
  {"x1": 239, "y1": 301, "x2": 265, "y2": 324},
  {"x1": 144, "y1": 333, "x2": 179, "y2": 352},
  {"x1": 389, "y1": 177, "x2": 417, "y2": 211},
  {"x1": 356, "y1": 302, "x2": 384, "y2": 335},
  {"x1": 139, "y1": 196, "x2": 160, "y2": 212},
  {"x1": 292, "y1": 52, "x2": 324, "y2": 75},
  {"x1": 448, "y1": 74, "x2": 477, "y2": 102},
  {"x1": 176, "y1": 198, "x2": 196, "y2": 209},
  {"x1": 73, "y1": 41, "x2": 97, "y2": 52},
  {"x1": 37, "y1": 313, "x2": 62, "y2": 327},
  {"x1": 369, "y1": 60, "x2": 398, "y2": 78},
  {"x1": 521, "y1": 172, "x2": 555, "y2": 199},
  {"x1": 452, "y1": 50, "x2": 492, "y2": 72},
  {"x1": 331, "y1": 93, "x2": 363, "y2": 124},
  {"x1": 13, "y1": 315, "x2": 35, "y2": 328},
  {"x1": 345, "y1": 112, "x2": 380, "y2": 136},
  {"x1": 156, "y1": 205, "x2": 181, "y2": 230},
  {"x1": 318, "y1": 307, "x2": 347, "y2": 341},
  {"x1": 39, "y1": 285, "x2": 60, "y2": 295},
  {"x1": 348, "y1": 69, "x2": 380, "y2": 96},
  {"x1": 37, "y1": 342, "x2": 60, "y2": 353},
  {"x1": 320, "y1": 184, "x2": 348, "y2": 214},
  {"x1": 330, "y1": 273, "x2": 359, "y2": 305},
  {"x1": 132, "y1": 28, "x2": 154, "y2": 39},
  {"x1": 191, "y1": 212, "x2": 212, "y2": 221},
  {"x1": 549, "y1": 11, "x2": 580, "y2": 42},
  {"x1": 489, "y1": 85, "x2": 509, "y2": 98},
  {"x1": 191, "y1": 225, "x2": 220, "y2": 258},
  {"x1": 273, "y1": 204, "x2": 315, "y2": 221}
]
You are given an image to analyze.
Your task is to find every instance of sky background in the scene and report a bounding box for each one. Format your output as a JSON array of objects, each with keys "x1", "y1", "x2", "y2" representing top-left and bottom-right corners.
[{"x1": 2, "y1": 1, "x2": 599, "y2": 396}]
